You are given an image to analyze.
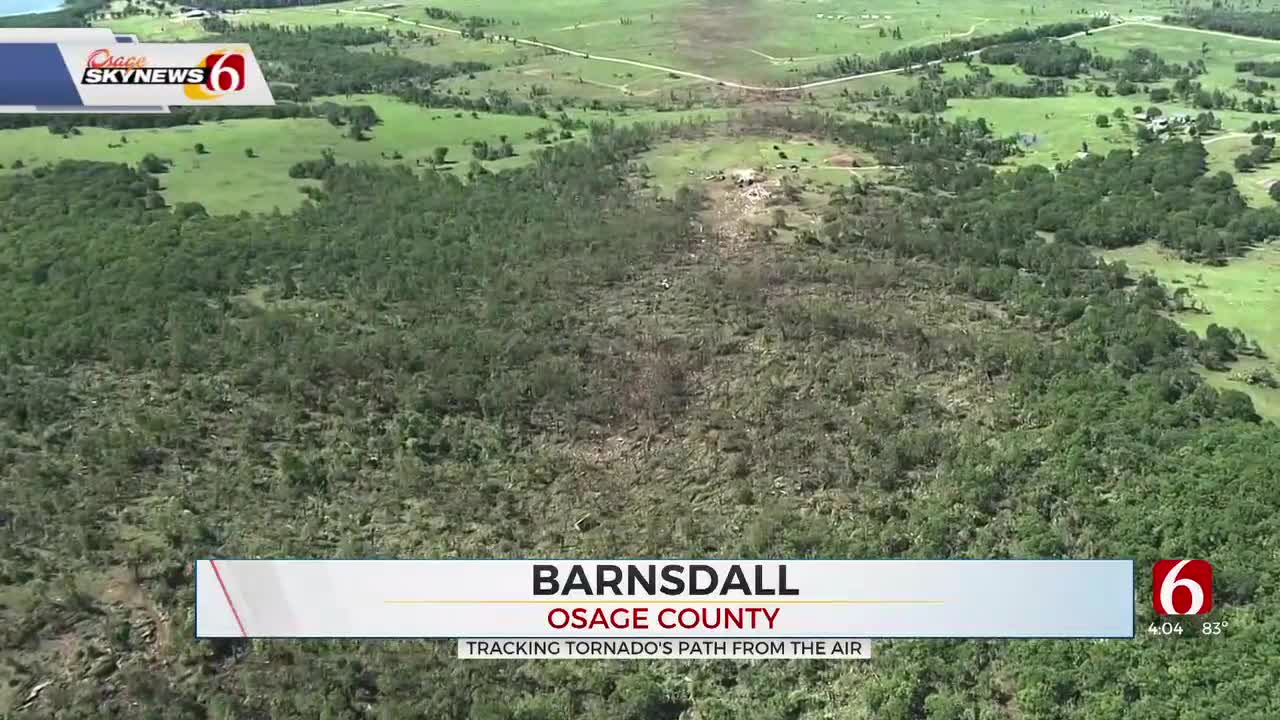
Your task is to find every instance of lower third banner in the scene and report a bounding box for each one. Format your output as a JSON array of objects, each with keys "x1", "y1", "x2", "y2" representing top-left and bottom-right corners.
[{"x1": 457, "y1": 638, "x2": 874, "y2": 660}]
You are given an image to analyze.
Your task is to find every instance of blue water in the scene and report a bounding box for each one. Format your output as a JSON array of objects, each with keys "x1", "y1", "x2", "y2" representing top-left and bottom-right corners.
[{"x1": 0, "y1": 0, "x2": 67, "y2": 17}]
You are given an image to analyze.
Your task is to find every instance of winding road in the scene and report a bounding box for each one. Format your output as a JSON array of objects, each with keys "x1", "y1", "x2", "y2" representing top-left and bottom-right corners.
[{"x1": 323, "y1": 11, "x2": 1280, "y2": 94}]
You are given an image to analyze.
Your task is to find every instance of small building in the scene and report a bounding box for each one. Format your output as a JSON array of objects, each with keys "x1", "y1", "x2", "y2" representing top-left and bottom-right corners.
[
  {"x1": 1149, "y1": 116, "x2": 1170, "y2": 133},
  {"x1": 180, "y1": 8, "x2": 208, "y2": 19}
]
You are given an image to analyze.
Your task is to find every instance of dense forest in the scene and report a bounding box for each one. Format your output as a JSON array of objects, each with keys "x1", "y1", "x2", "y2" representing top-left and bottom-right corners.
[
  {"x1": 4, "y1": 4, "x2": 1280, "y2": 717},
  {"x1": 978, "y1": 40, "x2": 1092, "y2": 77},
  {"x1": 1168, "y1": 7, "x2": 1280, "y2": 39},
  {"x1": 4, "y1": 105, "x2": 1279, "y2": 717}
]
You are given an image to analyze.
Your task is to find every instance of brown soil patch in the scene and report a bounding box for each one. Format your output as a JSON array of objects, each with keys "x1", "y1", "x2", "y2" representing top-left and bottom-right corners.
[{"x1": 100, "y1": 567, "x2": 172, "y2": 650}]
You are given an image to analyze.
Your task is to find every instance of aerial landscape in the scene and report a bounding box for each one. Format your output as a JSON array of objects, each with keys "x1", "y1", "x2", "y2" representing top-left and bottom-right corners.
[{"x1": 2, "y1": 0, "x2": 1280, "y2": 716}]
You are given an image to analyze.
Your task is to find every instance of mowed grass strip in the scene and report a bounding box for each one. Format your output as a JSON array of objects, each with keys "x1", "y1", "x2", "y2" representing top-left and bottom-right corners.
[{"x1": 1106, "y1": 242, "x2": 1280, "y2": 420}]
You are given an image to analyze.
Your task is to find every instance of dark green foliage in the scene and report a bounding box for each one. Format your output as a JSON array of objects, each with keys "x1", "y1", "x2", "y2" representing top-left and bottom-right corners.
[
  {"x1": 200, "y1": 19, "x2": 489, "y2": 101},
  {"x1": 1169, "y1": 9, "x2": 1280, "y2": 40},
  {"x1": 138, "y1": 153, "x2": 171, "y2": 174},
  {"x1": 1237, "y1": 60, "x2": 1280, "y2": 78},
  {"x1": 1093, "y1": 47, "x2": 1198, "y2": 83},
  {"x1": 903, "y1": 140, "x2": 1280, "y2": 261},
  {"x1": 979, "y1": 40, "x2": 1092, "y2": 76},
  {"x1": 5, "y1": 107, "x2": 1280, "y2": 720},
  {"x1": 0, "y1": 99, "x2": 386, "y2": 135},
  {"x1": 814, "y1": 19, "x2": 1107, "y2": 80},
  {"x1": 900, "y1": 67, "x2": 1067, "y2": 107},
  {"x1": 734, "y1": 109, "x2": 1015, "y2": 166}
]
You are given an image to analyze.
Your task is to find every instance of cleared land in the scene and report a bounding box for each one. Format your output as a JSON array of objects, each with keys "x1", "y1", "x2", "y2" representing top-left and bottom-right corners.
[
  {"x1": 1106, "y1": 242, "x2": 1280, "y2": 420},
  {"x1": 639, "y1": 134, "x2": 876, "y2": 192}
]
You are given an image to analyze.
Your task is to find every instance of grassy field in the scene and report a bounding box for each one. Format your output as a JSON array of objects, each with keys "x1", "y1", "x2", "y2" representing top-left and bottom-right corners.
[
  {"x1": 94, "y1": 0, "x2": 214, "y2": 39},
  {"x1": 945, "y1": 94, "x2": 1275, "y2": 167},
  {"x1": 1106, "y1": 242, "x2": 1280, "y2": 420},
  {"x1": 0, "y1": 95, "x2": 733, "y2": 213},
  {"x1": 1078, "y1": 22, "x2": 1280, "y2": 99},
  {"x1": 101, "y1": 0, "x2": 1178, "y2": 85},
  {"x1": 0, "y1": 99, "x2": 559, "y2": 212},
  {"x1": 1205, "y1": 133, "x2": 1280, "y2": 207},
  {"x1": 385, "y1": 0, "x2": 1173, "y2": 81}
]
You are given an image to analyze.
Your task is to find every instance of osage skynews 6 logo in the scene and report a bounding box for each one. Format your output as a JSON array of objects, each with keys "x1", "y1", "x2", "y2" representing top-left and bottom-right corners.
[{"x1": 81, "y1": 48, "x2": 247, "y2": 100}]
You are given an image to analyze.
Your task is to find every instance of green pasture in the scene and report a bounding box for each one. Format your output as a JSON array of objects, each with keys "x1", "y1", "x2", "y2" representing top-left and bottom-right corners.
[
  {"x1": 1078, "y1": 23, "x2": 1280, "y2": 99},
  {"x1": 0, "y1": 95, "x2": 732, "y2": 213},
  {"x1": 945, "y1": 95, "x2": 1274, "y2": 167},
  {"x1": 420, "y1": 41, "x2": 707, "y2": 102},
  {"x1": 106, "y1": 0, "x2": 1182, "y2": 85},
  {"x1": 1106, "y1": 242, "x2": 1280, "y2": 420},
  {"x1": 1205, "y1": 133, "x2": 1280, "y2": 207},
  {"x1": 380, "y1": 0, "x2": 1173, "y2": 82},
  {"x1": 0, "y1": 103, "x2": 551, "y2": 214},
  {"x1": 99, "y1": 14, "x2": 212, "y2": 40}
]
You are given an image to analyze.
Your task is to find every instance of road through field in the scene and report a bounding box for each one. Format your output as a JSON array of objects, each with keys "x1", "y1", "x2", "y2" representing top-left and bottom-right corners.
[{"x1": 330, "y1": 12, "x2": 1280, "y2": 93}]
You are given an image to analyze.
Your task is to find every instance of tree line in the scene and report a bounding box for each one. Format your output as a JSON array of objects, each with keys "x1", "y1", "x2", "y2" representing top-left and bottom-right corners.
[
  {"x1": 1168, "y1": 8, "x2": 1280, "y2": 40},
  {"x1": 811, "y1": 18, "x2": 1110, "y2": 80}
]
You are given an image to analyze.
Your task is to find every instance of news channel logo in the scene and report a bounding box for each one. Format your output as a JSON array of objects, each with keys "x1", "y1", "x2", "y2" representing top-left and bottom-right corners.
[
  {"x1": 80, "y1": 46, "x2": 248, "y2": 100},
  {"x1": 1152, "y1": 559, "x2": 1213, "y2": 616}
]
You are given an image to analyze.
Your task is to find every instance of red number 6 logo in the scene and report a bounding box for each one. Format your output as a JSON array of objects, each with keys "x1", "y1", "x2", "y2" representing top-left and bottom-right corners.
[
  {"x1": 1152, "y1": 559, "x2": 1213, "y2": 615},
  {"x1": 204, "y1": 53, "x2": 246, "y2": 93}
]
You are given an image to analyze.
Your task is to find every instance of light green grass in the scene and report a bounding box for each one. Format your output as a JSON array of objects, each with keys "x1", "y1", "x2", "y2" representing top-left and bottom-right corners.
[
  {"x1": 639, "y1": 134, "x2": 870, "y2": 192},
  {"x1": 1205, "y1": 133, "x2": 1280, "y2": 207},
  {"x1": 427, "y1": 44, "x2": 706, "y2": 102},
  {"x1": 945, "y1": 95, "x2": 1275, "y2": 167},
  {"x1": 1078, "y1": 23, "x2": 1280, "y2": 100},
  {"x1": 0, "y1": 95, "x2": 732, "y2": 213},
  {"x1": 0, "y1": 97, "x2": 563, "y2": 213},
  {"x1": 93, "y1": 1, "x2": 214, "y2": 39},
  {"x1": 124, "y1": 0, "x2": 1176, "y2": 84},
  {"x1": 1105, "y1": 242, "x2": 1280, "y2": 420}
]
